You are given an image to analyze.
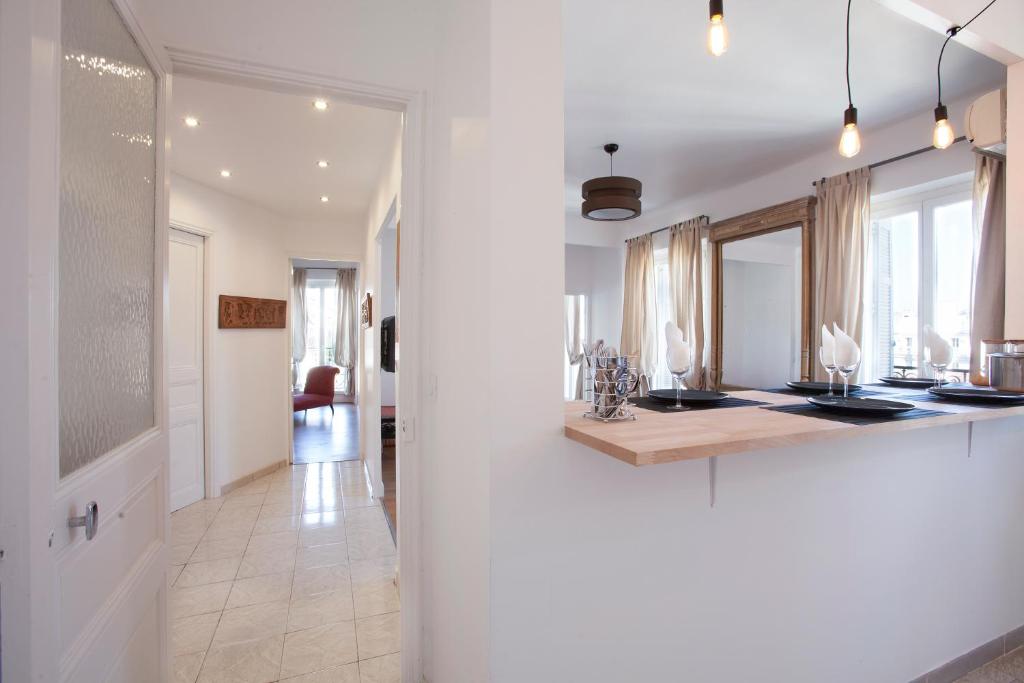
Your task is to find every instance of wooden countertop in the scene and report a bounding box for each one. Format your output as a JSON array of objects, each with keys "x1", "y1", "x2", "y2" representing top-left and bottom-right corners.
[{"x1": 564, "y1": 389, "x2": 1024, "y2": 467}]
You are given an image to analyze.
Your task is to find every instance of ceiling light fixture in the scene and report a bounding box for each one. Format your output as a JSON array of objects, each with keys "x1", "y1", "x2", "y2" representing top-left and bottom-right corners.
[
  {"x1": 183, "y1": 115, "x2": 200, "y2": 128},
  {"x1": 582, "y1": 143, "x2": 642, "y2": 222},
  {"x1": 320, "y1": 195, "x2": 329, "y2": 203},
  {"x1": 932, "y1": 0, "x2": 999, "y2": 150},
  {"x1": 317, "y1": 160, "x2": 330, "y2": 169},
  {"x1": 837, "y1": 0, "x2": 861, "y2": 158},
  {"x1": 220, "y1": 169, "x2": 231, "y2": 178},
  {"x1": 707, "y1": 0, "x2": 728, "y2": 57},
  {"x1": 313, "y1": 98, "x2": 329, "y2": 111}
]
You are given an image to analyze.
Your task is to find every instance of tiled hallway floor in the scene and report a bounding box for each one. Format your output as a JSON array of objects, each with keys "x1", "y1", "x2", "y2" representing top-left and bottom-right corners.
[
  {"x1": 954, "y1": 646, "x2": 1024, "y2": 683},
  {"x1": 170, "y1": 462, "x2": 399, "y2": 683}
]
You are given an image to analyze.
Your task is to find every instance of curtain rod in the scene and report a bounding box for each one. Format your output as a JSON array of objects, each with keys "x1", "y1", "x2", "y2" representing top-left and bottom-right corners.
[
  {"x1": 813, "y1": 136, "x2": 968, "y2": 186},
  {"x1": 626, "y1": 215, "x2": 710, "y2": 243}
]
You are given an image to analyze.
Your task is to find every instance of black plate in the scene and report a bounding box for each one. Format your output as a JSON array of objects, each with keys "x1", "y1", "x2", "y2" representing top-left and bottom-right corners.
[
  {"x1": 786, "y1": 381, "x2": 861, "y2": 394},
  {"x1": 647, "y1": 389, "x2": 728, "y2": 404},
  {"x1": 927, "y1": 387, "x2": 1024, "y2": 404},
  {"x1": 878, "y1": 376, "x2": 948, "y2": 388},
  {"x1": 807, "y1": 395, "x2": 915, "y2": 416}
]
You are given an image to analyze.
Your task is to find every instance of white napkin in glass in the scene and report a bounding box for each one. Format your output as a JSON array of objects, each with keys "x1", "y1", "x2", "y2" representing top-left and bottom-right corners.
[
  {"x1": 820, "y1": 324, "x2": 835, "y2": 366},
  {"x1": 833, "y1": 324, "x2": 861, "y2": 367},
  {"x1": 664, "y1": 323, "x2": 691, "y2": 373},
  {"x1": 923, "y1": 325, "x2": 952, "y2": 365}
]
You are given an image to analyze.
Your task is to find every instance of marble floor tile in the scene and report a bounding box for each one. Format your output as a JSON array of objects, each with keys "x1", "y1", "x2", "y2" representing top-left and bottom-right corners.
[
  {"x1": 198, "y1": 634, "x2": 284, "y2": 683},
  {"x1": 278, "y1": 663, "x2": 360, "y2": 683},
  {"x1": 295, "y1": 542, "x2": 348, "y2": 571},
  {"x1": 279, "y1": 622, "x2": 359, "y2": 678},
  {"x1": 171, "y1": 582, "x2": 232, "y2": 619},
  {"x1": 171, "y1": 543, "x2": 198, "y2": 565},
  {"x1": 172, "y1": 651, "x2": 205, "y2": 683},
  {"x1": 226, "y1": 572, "x2": 294, "y2": 609},
  {"x1": 176, "y1": 557, "x2": 242, "y2": 588},
  {"x1": 245, "y1": 530, "x2": 299, "y2": 554},
  {"x1": 227, "y1": 480, "x2": 271, "y2": 496},
  {"x1": 287, "y1": 589, "x2": 355, "y2": 632},
  {"x1": 359, "y1": 653, "x2": 401, "y2": 683},
  {"x1": 169, "y1": 564, "x2": 185, "y2": 586},
  {"x1": 260, "y1": 501, "x2": 306, "y2": 519},
  {"x1": 212, "y1": 506, "x2": 261, "y2": 525},
  {"x1": 292, "y1": 564, "x2": 352, "y2": 600},
  {"x1": 298, "y1": 526, "x2": 348, "y2": 549},
  {"x1": 190, "y1": 536, "x2": 249, "y2": 562},
  {"x1": 202, "y1": 519, "x2": 257, "y2": 542},
  {"x1": 237, "y1": 546, "x2": 297, "y2": 579},
  {"x1": 341, "y1": 495, "x2": 376, "y2": 509},
  {"x1": 172, "y1": 611, "x2": 220, "y2": 655},
  {"x1": 343, "y1": 507, "x2": 388, "y2": 532},
  {"x1": 300, "y1": 511, "x2": 345, "y2": 530},
  {"x1": 219, "y1": 493, "x2": 266, "y2": 510},
  {"x1": 252, "y1": 514, "x2": 301, "y2": 536},
  {"x1": 351, "y1": 576, "x2": 399, "y2": 619},
  {"x1": 212, "y1": 600, "x2": 289, "y2": 646},
  {"x1": 345, "y1": 527, "x2": 395, "y2": 562},
  {"x1": 355, "y1": 612, "x2": 400, "y2": 661}
]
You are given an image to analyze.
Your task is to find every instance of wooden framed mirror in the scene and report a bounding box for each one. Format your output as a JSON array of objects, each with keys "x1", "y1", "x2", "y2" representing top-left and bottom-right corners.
[{"x1": 709, "y1": 197, "x2": 816, "y2": 390}]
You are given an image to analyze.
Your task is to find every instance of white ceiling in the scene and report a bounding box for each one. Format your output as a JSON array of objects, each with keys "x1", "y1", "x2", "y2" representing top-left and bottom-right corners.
[
  {"x1": 170, "y1": 76, "x2": 402, "y2": 222},
  {"x1": 564, "y1": 0, "x2": 1006, "y2": 218}
]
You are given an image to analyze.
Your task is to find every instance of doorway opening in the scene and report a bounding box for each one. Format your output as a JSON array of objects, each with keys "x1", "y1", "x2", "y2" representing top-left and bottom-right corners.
[{"x1": 290, "y1": 257, "x2": 360, "y2": 465}]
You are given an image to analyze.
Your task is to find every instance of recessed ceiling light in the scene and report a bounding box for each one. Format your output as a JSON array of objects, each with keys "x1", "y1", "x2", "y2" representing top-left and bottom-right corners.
[
  {"x1": 320, "y1": 195, "x2": 329, "y2": 203},
  {"x1": 313, "y1": 99, "x2": 329, "y2": 111},
  {"x1": 317, "y1": 160, "x2": 330, "y2": 169},
  {"x1": 220, "y1": 169, "x2": 231, "y2": 178},
  {"x1": 183, "y1": 116, "x2": 200, "y2": 128}
]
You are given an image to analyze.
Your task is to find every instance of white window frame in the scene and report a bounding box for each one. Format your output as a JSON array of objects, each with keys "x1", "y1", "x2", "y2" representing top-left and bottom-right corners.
[
  {"x1": 868, "y1": 181, "x2": 972, "y2": 378},
  {"x1": 298, "y1": 276, "x2": 348, "y2": 394}
]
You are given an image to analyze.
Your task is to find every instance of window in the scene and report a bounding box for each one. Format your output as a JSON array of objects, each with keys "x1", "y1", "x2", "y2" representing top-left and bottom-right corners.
[
  {"x1": 865, "y1": 183, "x2": 973, "y2": 381},
  {"x1": 652, "y1": 250, "x2": 672, "y2": 390},
  {"x1": 563, "y1": 294, "x2": 588, "y2": 400},
  {"x1": 296, "y1": 277, "x2": 347, "y2": 392}
]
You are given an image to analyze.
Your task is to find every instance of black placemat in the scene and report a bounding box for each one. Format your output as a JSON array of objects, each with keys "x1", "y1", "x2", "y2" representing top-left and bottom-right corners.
[
  {"x1": 897, "y1": 392, "x2": 1024, "y2": 409},
  {"x1": 761, "y1": 402, "x2": 948, "y2": 425},
  {"x1": 633, "y1": 396, "x2": 769, "y2": 413},
  {"x1": 762, "y1": 387, "x2": 885, "y2": 398}
]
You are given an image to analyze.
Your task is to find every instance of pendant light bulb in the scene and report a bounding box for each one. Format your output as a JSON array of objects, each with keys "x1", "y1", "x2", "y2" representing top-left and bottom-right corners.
[
  {"x1": 838, "y1": 106, "x2": 861, "y2": 158},
  {"x1": 707, "y1": 0, "x2": 728, "y2": 56},
  {"x1": 932, "y1": 105, "x2": 955, "y2": 150}
]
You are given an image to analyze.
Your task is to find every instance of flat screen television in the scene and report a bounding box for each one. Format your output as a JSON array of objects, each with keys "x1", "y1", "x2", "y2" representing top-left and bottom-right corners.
[{"x1": 381, "y1": 315, "x2": 396, "y2": 373}]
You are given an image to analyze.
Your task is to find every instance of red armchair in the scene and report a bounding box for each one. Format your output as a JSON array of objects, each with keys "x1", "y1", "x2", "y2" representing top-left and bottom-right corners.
[{"x1": 293, "y1": 366, "x2": 340, "y2": 414}]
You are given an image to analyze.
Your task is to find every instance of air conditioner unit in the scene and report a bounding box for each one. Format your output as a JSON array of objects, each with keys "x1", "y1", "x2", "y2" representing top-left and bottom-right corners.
[{"x1": 965, "y1": 88, "x2": 1007, "y2": 155}]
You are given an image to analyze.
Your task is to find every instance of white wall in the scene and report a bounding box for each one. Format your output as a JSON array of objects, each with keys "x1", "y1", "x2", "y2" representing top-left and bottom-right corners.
[
  {"x1": 170, "y1": 175, "x2": 362, "y2": 492},
  {"x1": 564, "y1": 244, "x2": 624, "y2": 347}
]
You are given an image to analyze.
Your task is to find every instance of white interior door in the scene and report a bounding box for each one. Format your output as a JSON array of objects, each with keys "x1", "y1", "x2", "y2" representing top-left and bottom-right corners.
[
  {"x1": 1, "y1": 0, "x2": 172, "y2": 679},
  {"x1": 169, "y1": 229, "x2": 206, "y2": 511}
]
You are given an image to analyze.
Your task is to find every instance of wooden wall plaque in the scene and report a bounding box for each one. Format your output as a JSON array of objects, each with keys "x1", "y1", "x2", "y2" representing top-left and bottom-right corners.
[{"x1": 218, "y1": 295, "x2": 287, "y2": 329}]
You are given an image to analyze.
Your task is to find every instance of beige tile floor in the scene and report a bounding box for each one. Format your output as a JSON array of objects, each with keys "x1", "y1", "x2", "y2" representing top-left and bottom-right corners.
[
  {"x1": 954, "y1": 646, "x2": 1024, "y2": 683},
  {"x1": 170, "y1": 462, "x2": 400, "y2": 683}
]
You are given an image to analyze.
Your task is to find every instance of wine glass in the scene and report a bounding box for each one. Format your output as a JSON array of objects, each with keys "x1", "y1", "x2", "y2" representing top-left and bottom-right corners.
[
  {"x1": 819, "y1": 346, "x2": 837, "y2": 396},
  {"x1": 666, "y1": 349, "x2": 692, "y2": 411},
  {"x1": 927, "y1": 354, "x2": 948, "y2": 389},
  {"x1": 837, "y1": 349, "x2": 861, "y2": 399}
]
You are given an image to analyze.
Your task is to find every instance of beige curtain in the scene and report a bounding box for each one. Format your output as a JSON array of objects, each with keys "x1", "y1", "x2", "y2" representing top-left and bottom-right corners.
[
  {"x1": 669, "y1": 216, "x2": 711, "y2": 389},
  {"x1": 564, "y1": 295, "x2": 586, "y2": 399},
  {"x1": 970, "y1": 152, "x2": 1006, "y2": 379},
  {"x1": 335, "y1": 268, "x2": 358, "y2": 395},
  {"x1": 813, "y1": 167, "x2": 870, "y2": 381},
  {"x1": 621, "y1": 234, "x2": 657, "y2": 381},
  {"x1": 291, "y1": 268, "x2": 308, "y2": 387}
]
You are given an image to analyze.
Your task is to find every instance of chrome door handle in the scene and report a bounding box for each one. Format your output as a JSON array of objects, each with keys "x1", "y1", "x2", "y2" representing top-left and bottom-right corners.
[{"x1": 69, "y1": 501, "x2": 99, "y2": 540}]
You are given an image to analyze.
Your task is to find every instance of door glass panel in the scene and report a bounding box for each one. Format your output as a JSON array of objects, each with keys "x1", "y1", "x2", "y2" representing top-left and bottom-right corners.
[
  {"x1": 932, "y1": 200, "x2": 973, "y2": 369},
  {"x1": 59, "y1": 0, "x2": 156, "y2": 477},
  {"x1": 886, "y1": 211, "x2": 920, "y2": 372}
]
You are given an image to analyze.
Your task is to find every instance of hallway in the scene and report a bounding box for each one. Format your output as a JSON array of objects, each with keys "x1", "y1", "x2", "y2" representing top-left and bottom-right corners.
[
  {"x1": 170, "y1": 461, "x2": 399, "y2": 682},
  {"x1": 293, "y1": 404, "x2": 359, "y2": 464}
]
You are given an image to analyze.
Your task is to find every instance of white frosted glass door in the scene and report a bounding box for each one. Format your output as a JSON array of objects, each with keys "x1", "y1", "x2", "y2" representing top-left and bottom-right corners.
[{"x1": 59, "y1": 0, "x2": 156, "y2": 478}]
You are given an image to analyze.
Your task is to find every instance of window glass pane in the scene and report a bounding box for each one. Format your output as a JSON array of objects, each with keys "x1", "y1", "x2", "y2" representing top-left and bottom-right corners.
[
  {"x1": 932, "y1": 200, "x2": 972, "y2": 369},
  {"x1": 59, "y1": 0, "x2": 156, "y2": 477},
  {"x1": 653, "y1": 259, "x2": 671, "y2": 389},
  {"x1": 888, "y1": 212, "x2": 920, "y2": 372}
]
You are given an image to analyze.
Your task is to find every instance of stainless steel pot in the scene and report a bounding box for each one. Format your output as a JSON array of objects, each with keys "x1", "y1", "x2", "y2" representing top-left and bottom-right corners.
[{"x1": 988, "y1": 352, "x2": 1024, "y2": 392}]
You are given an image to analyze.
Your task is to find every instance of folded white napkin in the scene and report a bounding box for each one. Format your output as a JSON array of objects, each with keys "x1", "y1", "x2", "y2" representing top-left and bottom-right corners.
[
  {"x1": 923, "y1": 325, "x2": 952, "y2": 366},
  {"x1": 833, "y1": 324, "x2": 861, "y2": 368},
  {"x1": 820, "y1": 324, "x2": 835, "y2": 366},
  {"x1": 665, "y1": 323, "x2": 691, "y2": 373}
]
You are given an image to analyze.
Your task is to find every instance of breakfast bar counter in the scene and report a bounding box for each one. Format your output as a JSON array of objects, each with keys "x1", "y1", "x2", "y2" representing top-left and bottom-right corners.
[{"x1": 564, "y1": 389, "x2": 1024, "y2": 466}]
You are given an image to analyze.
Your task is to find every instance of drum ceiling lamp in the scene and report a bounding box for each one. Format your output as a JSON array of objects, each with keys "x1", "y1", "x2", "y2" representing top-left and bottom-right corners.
[{"x1": 582, "y1": 143, "x2": 643, "y2": 221}]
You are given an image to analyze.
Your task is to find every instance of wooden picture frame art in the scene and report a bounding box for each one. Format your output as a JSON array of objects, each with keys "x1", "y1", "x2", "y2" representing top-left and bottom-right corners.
[
  {"x1": 218, "y1": 295, "x2": 287, "y2": 329},
  {"x1": 361, "y1": 293, "x2": 373, "y2": 329}
]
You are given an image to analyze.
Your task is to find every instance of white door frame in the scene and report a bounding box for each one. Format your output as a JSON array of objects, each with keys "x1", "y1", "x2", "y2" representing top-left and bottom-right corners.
[
  {"x1": 0, "y1": 0, "x2": 173, "y2": 679},
  {"x1": 169, "y1": 221, "x2": 216, "y2": 500},
  {"x1": 165, "y1": 48, "x2": 427, "y2": 680}
]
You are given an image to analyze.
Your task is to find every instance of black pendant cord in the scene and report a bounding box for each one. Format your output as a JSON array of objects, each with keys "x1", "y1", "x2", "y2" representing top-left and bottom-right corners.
[
  {"x1": 936, "y1": 0, "x2": 999, "y2": 107},
  {"x1": 845, "y1": 0, "x2": 854, "y2": 109}
]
